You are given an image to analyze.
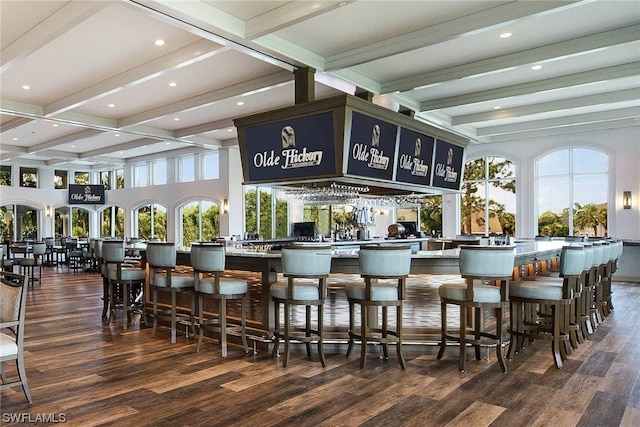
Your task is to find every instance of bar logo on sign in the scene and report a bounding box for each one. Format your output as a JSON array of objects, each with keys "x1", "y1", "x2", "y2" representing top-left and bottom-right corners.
[
  {"x1": 395, "y1": 128, "x2": 434, "y2": 186},
  {"x1": 432, "y1": 139, "x2": 464, "y2": 190},
  {"x1": 244, "y1": 112, "x2": 335, "y2": 182},
  {"x1": 348, "y1": 112, "x2": 397, "y2": 180},
  {"x1": 68, "y1": 184, "x2": 105, "y2": 205}
]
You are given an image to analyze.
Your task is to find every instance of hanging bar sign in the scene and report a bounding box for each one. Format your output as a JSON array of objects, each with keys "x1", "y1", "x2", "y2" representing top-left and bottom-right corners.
[
  {"x1": 346, "y1": 111, "x2": 397, "y2": 180},
  {"x1": 68, "y1": 184, "x2": 105, "y2": 205},
  {"x1": 395, "y1": 128, "x2": 435, "y2": 186},
  {"x1": 243, "y1": 112, "x2": 336, "y2": 182},
  {"x1": 432, "y1": 139, "x2": 464, "y2": 190}
]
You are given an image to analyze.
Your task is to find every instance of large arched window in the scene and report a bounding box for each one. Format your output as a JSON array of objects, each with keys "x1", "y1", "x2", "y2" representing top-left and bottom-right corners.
[
  {"x1": 55, "y1": 206, "x2": 90, "y2": 238},
  {"x1": 461, "y1": 156, "x2": 516, "y2": 236},
  {"x1": 133, "y1": 203, "x2": 167, "y2": 241},
  {"x1": 99, "y1": 206, "x2": 125, "y2": 239},
  {"x1": 179, "y1": 200, "x2": 220, "y2": 247},
  {"x1": 1, "y1": 204, "x2": 39, "y2": 241},
  {"x1": 536, "y1": 148, "x2": 608, "y2": 237}
]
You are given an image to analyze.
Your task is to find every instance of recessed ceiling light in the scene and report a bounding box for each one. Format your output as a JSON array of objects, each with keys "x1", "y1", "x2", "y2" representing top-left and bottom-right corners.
[
  {"x1": 114, "y1": 133, "x2": 120, "y2": 137},
  {"x1": 155, "y1": 39, "x2": 165, "y2": 46},
  {"x1": 12, "y1": 137, "x2": 18, "y2": 141},
  {"x1": 532, "y1": 64, "x2": 543, "y2": 70},
  {"x1": 165, "y1": 142, "x2": 171, "y2": 145},
  {"x1": 169, "y1": 82, "x2": 177, "y2": 87},
  {"x1": 22, "y1": 85, "x2": 30, "y2": 90},
  {"x1": 52, "y1": 124, "x2": 59, "y2": 127},
  {"x1": 108, "y1": 103, "x2": 115, "y2": 108},
  {"x1": 119, "y1": 151, "x2": 124, "y2": 154},
  {"x1": 500, "y1": 32, "x2": 512, "y2": 38},
  {"x1": 70, "y1": 145, "x2": 76, "y2": 148},
  {"x1": 236, "y1": 101, "x2": 244, "y2": 106},
  {"x1": 173, "y1": 117, "x2": 180, "y2": 121},
  {"x1": 227, "y1": 128, "x2": 233, "y2": 132},
  {"x1": 493, "y1": 106, "x2": 501, "y2": 110}
]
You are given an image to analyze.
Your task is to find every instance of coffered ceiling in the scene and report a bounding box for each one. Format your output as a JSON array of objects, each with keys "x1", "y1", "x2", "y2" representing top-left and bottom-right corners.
[{"x1": 1, "y1": 0, "x2": 638, "y2": 169}]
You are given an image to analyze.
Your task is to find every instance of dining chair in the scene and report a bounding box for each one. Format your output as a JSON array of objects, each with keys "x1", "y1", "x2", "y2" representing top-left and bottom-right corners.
[{"x1": 0, "y1": 271, "x2": 32, "y2": 404}]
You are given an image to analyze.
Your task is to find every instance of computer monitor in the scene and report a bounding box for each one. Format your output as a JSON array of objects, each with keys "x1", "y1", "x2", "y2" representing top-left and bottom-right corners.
[{"x1": 293, "y1": 222, "x2": 315, "y2": 238}]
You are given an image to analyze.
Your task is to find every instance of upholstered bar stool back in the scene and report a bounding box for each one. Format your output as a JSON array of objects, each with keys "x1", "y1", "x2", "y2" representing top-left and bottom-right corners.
[
  {"x1": 271, "y1": 245, "x2": 332, "y2": 367},
  {"x1": 19, "y1": 242, "x2": 46, "y2": 286},
  {"x1": 102, "y1": 240, "x2": 146, "y2": 330},
  {"x1": 508, "y1": 245, "x2": 584, "y2": 368},
  {"x1": 191, "y1": 243, "x2": 248, "y2": 358},
  {"x1": 437, "y1": 245, "x2": 515, "y2": 372},
  {"x1": 146, "y1": 242, "x2": 195, "y2": 344},
  {"x1": 346, "y1": 245, "x2": 411, "y2": 370}
]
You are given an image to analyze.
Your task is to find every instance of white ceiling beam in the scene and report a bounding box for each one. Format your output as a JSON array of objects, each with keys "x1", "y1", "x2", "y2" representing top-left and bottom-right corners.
[
  {"x1": 0, "y1": 144, "x2": 27, "y2": 155},
  {"x1": 382, "y1": 24, "x2": 640, "y2": 94},
  {"x1": 80, "y1": 137, "x2": 159, "y2": 159},
  {"x1": 175, "y1": 119, "x2": 235, "y2": 138},
  {"x1": 27, "y1": 129, "x2": 106, "y2": 153},
  {"x1": 420, "y1": 62, "x2": 640, "y2": 111},
  {"x1": 244, "y1": 1, "x2": 357, "y2": 40},
  {"x1": 453, "y1": 88, "x2": 640, "y2": 125},
  {"x1": 324, "y1": 0, "x2": 582, "y2": 71},
  {"x1": 117, "y1": 70, "x2": 293, "y2": 128},
  {"x1": 44, "y1": 41, "x2": 229, "y2": 116},
  {"x1": 0, "y1": 117, "x2": 34, "y2": 133},
  {"x1": 0, "y1": 1, "x2": 109, "y2": 73},
  {"x1": 130, "y1": 0, "x2": 299, "y2": 71},
  {"x1": 477, "y1": 106, "x2": 640, "y2": 136},
  {"x1": 483, "y1": 117, "x2": 639, "y2": 143}
]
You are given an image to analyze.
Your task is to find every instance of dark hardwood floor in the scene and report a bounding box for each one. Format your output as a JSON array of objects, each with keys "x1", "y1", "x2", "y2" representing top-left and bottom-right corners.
[{"x1": 1, "y1": 265, "x2": 639, "y2": 426}]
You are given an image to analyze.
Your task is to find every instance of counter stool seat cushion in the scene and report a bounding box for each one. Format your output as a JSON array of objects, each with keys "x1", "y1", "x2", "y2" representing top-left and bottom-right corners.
[
  {"x1": 106, "y1": 268, "x2": 146, "y2": 282},
  {"x1": 346, "y1": 282, "x2": 400, "y2": 302},
  {"x1": 510, "y1": 281, "x2": 563, "y2": 300},
  {"x1": 271, "y1": 281, "x2": 321, "y2": 301},
  {"x1": 198, "y1": 277, "x2": 247, "y2": 295},
  {"x1": 439, "y1": 283, "x2": 501, "y2": 303},
  {"x1": 153, "y1": 273, "x2": 194, "y2": 288},
  {"x1": 0, "y1": 332, "x2": 17, "y2": 358}
]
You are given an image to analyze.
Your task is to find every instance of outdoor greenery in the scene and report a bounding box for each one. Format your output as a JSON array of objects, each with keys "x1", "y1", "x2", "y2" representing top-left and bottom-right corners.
[
  {"x1": 245, "y1": 189, "x2": 288, "y2": 239},
  {"x1": 181, "y1": 203, "x2": 219, "y2": 246},
  {"x1": 538, "y1": 203, "x2": 607, "y2": 237},
  {"x1": 137, "y1": 205, "x2": 167, "y2": 241},
  {"x1": 419, "y1": 195, "x2": 442, "y2": 236},
  {"x1": 461, "y1": 157, "x2": 516, "y2": 235}
]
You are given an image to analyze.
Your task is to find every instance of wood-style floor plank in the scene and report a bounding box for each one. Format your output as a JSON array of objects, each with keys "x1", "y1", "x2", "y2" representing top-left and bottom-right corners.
[{"x1": 1, "y1": 266, "x2": 639, "y2": 426}]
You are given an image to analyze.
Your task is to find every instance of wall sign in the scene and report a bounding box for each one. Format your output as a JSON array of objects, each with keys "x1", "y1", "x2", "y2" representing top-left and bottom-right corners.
[
  {"x1": 395, "y1": 128, "x2": 435, "y2": 186},
  {"x1": 68, "y1": 184, "x2": 105, "y2": 205},
  {"x1": 243, "y1": 112, "x2": 336, "y2": 182},
  {"x1": 431, "y1": 139, "x2": 464, "y2": 190},
  {"x1": 346, "y1": 111, "x2": 397, "y2": 181}
]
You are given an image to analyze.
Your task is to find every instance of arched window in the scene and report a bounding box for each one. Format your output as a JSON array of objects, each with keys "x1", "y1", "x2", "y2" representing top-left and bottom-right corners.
[
  {"x1": 133, "y1": 203, "x2": 167, "y2": 240},
  {"x1": 1, "y1": 204, "x2": 39, "y2": 241},
  {"x1": 55, "y1": 206, "x2": 90, "y2": 238},
  {"x1": 99, "y1": 206, "x2": 125, "y2": 239},
  {"x1": 461, "y1": 156, "x2": 516, "y2": 236},
  {"x1": 179, "y1": 200, "x2": 219, "y2": 247},
  {"x1": 536, "y1": 148, "x2": 608, "y2": 237}
]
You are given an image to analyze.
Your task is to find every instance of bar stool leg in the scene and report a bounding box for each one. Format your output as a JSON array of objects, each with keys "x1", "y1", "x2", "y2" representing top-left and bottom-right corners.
[
  {"x1": 396, "y1": 303, "x2": 406, "y2": 370},
  {"x1": 283, "y1": 301, "x2": 291, "y2": 368},
  {"x1": 459, "y1": 303, "x2": 467, "y2": 372},
  {"x1": 381, "y1": 306, "x2": 389, "y2": 360},
  {"x1": 219, "y1": 297, "x2": 227, "y2": 359},
  {"x1": 437, "y1": 301, "x2": 447, "y2": 360},
  {"x1": 346, "y1": 301, "x2": 355, "y2": 358},
  {"x1": 318, "y1": 304, "x2": 326, "y2": 368},
  {"x1": 305, "y1": 306, "x2": 312, "y2": 359},
  {"x1": 360, "y1": 301, "x2": 368, "y2": 369}
]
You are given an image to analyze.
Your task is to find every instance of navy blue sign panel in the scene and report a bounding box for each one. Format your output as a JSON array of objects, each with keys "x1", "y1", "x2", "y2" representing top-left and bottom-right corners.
[
  {"x1": 244, "y1": 112, "x2": 336, "y2": 182},
  {"x1": 432, "y1": 139, "x2": 464, "y2": 190},
  {"x1": 346, "y1": 111, "x2": 397, "y2": 180},
  {"x1": 395, "y1": 128, "x2": 435, "y2": 186},
  {"x1": 68, "y1": 184, "x2": 105, "y2": 205}
]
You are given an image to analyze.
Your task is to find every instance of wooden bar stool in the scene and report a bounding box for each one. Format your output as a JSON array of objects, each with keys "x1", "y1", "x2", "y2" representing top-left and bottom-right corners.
[
  {"x1": 102, "y1": 240, "x2": 146, "y2": 330},
  {"x1": 271, "y1": 245, "x2": 332, "y2": 368},
  {"x1": 346, "y1": 245, "x2": 411, "y2": 370},
  {"x1": 147, "y1": 242, "x2": 195, "y2": 344},
  {"x1": 437, "y1": 245, "x2": 515, "y2": 373},
  {"x1": 191, "y1": 242, "x2": 248, "y2": 358},
  {"x1": 508, "y1": 245, "x2": 585, "y2": 369}
]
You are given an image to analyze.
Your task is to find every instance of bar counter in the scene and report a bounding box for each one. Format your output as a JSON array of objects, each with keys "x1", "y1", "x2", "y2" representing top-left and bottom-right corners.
[{"x1": 156, "y1": 239, "x2": 565, "y2": 333}]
